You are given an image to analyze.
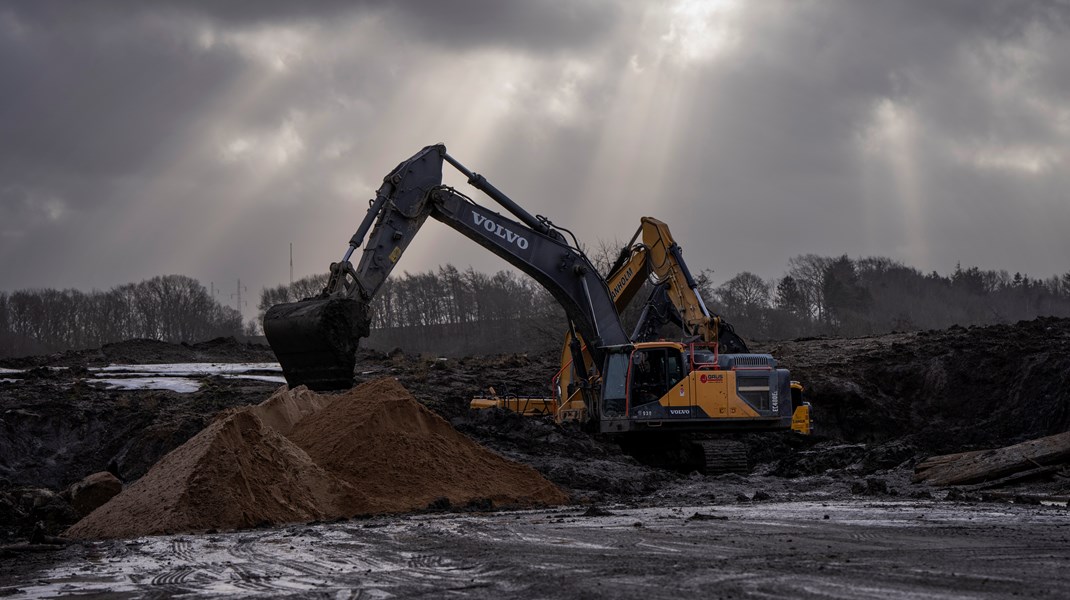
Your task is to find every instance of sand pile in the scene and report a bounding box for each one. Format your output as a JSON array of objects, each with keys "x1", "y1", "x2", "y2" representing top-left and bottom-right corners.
[
  {"x1": 66, "y1": 379, "x2": 566, "y2": 539},
  {"x1": 248, "y1": 384, "x2": 330, "y2": 436},
  {"x1": 64, "y1": 407, "x2": 363, "y2": 539},
  {"x1": 289, "y1": 378, "x2": 568, "y2": 511}
]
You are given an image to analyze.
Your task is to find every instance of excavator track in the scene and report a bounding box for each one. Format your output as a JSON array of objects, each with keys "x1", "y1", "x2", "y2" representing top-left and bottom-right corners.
[{"x1": 699, "y1": 440, "x2": 750, "y2": 475}]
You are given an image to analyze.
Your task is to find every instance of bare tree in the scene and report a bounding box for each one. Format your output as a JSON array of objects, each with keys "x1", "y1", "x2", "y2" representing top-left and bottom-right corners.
[{"x1": 787, "y1": 254, "x2": 834, "y2": 322}]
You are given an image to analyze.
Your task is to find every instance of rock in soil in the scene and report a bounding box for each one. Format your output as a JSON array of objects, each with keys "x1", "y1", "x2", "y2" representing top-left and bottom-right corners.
[{"x1": 64, "y1": 472, "x2": 122, "y2": 516}]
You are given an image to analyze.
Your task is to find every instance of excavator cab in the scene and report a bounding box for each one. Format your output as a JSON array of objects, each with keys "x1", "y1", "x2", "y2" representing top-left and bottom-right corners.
[
  {"x1": 594, "y1": 341, "x2": 799, "y2": 435},
  {"x1": 627, "y1": 346, "x2": 686, "y2": 416}
]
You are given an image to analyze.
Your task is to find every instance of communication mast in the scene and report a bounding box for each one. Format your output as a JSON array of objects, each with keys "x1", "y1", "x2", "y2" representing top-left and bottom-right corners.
[{"x1": 231, "y1": 279, "x2": 247, "y2": 317}]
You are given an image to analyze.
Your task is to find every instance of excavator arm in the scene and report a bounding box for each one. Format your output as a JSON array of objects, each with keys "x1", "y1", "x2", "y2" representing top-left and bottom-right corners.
[
  {"x1": 264, "y1": 144, "x2": 630, "y2": 393},
  {"x1": 554, "y1": 217, "x2": 750, "y2": 419},
  {"x1": 630, "y1": 218, "x2": 749, "y2": 352},
  {"x1": 638, "y1": 218, "x2": 713, "y2": 339}
]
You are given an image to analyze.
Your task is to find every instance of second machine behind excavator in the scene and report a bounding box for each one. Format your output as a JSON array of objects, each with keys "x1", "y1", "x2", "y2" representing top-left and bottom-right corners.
[{"x1": 264, "y1": 144, "x2": 810, "y2": 474}]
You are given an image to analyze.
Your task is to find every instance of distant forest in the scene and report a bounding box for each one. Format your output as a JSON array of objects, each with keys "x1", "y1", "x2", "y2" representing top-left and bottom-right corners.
[
  {"x1": 3, "y1": 256, "x2": 1070, "y2": 359},
  {"x1": 0, "y1": 275, "x2": 245, "y2": 358},
  {"x1": 257, "y1": 255, "x2": 1070, "y2": 356}
]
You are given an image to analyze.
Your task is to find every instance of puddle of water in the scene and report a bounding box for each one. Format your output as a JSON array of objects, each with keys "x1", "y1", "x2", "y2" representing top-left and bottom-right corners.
[
  {"x1": 93, "y1": 377, "x2": 202, "y2": 393},
  {"x1": 91, "y1": 362, "x2": 281, "y2": 375},
  {"x1": 225, "y1": 374, "x2": 287, "y2": 384},
  {"x1": 81, "y1": 363, "x2": 286, "y2": 393}
]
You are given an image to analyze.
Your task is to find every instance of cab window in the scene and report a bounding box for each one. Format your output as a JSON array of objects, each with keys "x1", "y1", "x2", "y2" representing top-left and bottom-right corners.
[
  {"x1": 629, "y1": 348, "x2": 684, "y2": 408},
  {"x1": 601, "y1": 353, "x2": 629, "y2": 416}
]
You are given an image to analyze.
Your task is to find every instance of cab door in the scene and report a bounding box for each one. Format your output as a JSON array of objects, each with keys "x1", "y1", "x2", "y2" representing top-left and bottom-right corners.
[
  {"x1": 664, "y1": 348, "x2": 691, "y2": 418},
  {"x1": 628, "y1": 347, "x2": 690, "y2": 419}
]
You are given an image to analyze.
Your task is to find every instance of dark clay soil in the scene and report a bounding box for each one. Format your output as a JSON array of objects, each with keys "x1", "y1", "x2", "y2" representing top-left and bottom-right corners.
[
  {"x1": 3, "y1": 319, "x2": 1070, "y2": 544},
  {"x1": 763, "y1": 316, "x2": 1070, "y2": 455},
  {"x1": 0, "y1": 336, "x2": 277, "y2": 370}
]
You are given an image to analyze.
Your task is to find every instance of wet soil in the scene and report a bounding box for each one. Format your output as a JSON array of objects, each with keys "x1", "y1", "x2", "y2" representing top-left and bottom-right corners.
[
  {"x1": 763, "y1": 316, "x2": 1070, "y2": 456},
  {"x1": 5, "y1": 500, "x2": 1070, "y2": 598},
  {"x1": 2, "y1": 319, "x2": 1070, "y2": 595}
]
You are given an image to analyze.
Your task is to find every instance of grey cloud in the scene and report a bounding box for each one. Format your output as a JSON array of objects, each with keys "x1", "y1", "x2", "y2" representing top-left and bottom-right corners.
[
  {"x1": 0, "y1": 11, "x2": 245, "y2": 179},
  {"x1": 1, "y1": 0, "x2": 1068, "y2": 315},
  {"x1": 376, "y1": 0, "x2": 624, "y2": 54},
  {"x1": 8, "y1": 0, "x2": 623, "y2": 51}
]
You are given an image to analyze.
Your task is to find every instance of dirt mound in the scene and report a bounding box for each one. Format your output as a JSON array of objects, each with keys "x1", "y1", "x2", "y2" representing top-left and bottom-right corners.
[
  {"x1": 66, "y1": 378, "x2": 566, "y2": 539},
  {"x1": 250, "y1": 385, "x2": 331, "y2": 436},
  {"x1": 289, "y1": 378, "x2": 568, "y2": 511},
  {"x1": 770, "y1": 316, "x2": 1070, "y2": 454},
  {"x1": 65, "y1": 409, "x2": 362, "y2": 539}
]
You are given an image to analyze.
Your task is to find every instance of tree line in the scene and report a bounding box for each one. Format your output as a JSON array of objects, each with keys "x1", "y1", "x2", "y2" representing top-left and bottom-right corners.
[
  {"x1": 4, "y1": 256, "x2": 1069, "y2": 359},
  {"x1": 0, "y1": 275, "x2": 245, "y2": 358},
  {"x1": 258, "y1": 256, "x2": 1070, "y2": 357},
  {"x1": 256, "y1": 265, "x2": 566, "y2": 356},
  {"x1": 715, "y1": 255, "x2": 1070, "y2": 340}
]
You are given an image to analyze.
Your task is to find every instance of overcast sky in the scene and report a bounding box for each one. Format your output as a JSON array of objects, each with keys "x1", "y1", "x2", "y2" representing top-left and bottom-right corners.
[{"x1": 2, "y1": 0, "x2": 1068, "y2": 319}]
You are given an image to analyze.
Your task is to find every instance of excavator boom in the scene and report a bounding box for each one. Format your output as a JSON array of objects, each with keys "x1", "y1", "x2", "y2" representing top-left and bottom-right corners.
[{"x1": 265, "y1": 144, "x2": 629, "y2": 391}]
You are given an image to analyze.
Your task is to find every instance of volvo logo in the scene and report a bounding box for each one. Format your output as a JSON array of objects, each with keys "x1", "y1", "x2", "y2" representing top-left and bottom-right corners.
[{"x1": 472, "y1": 213, "x2": 529, "y2": 250}]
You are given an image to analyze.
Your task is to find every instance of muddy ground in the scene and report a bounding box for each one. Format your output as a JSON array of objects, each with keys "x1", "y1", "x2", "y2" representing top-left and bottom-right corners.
[
  {"x1": 2, "y1": 318, "x2": 1070, "y2": 596},
  {"x1": 10, "y1": 500, "x2": 1070, "y2": 599}
]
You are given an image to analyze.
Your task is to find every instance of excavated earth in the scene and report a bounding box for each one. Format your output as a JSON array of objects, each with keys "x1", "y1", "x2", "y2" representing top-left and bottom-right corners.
[
  {"x1": 2, "y1": 319, "x2": 1070, "y2": 597},
  {"x1": 64, "y1": 379, "x2": 566, "y2": 540}
]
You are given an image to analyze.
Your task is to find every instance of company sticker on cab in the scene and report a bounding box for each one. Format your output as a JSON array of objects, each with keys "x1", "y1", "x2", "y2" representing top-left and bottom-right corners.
[{"x1": 699, "y1": 373, "x2": 724, "y2": 384}]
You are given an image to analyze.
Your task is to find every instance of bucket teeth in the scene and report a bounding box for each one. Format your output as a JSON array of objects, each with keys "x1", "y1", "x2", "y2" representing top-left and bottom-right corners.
[{"x1": 263, "y1": 297, "x2": 370, "y2": 391}]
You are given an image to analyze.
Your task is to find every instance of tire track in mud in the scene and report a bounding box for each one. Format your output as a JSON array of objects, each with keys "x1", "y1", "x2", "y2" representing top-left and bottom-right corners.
[
  {"x1": 170, "y1": 537, "x2": 196, "y2": 561},
  {"x1": 160, "y1": 523, "x2": 511, "y2": 596},
  {"x1": 16, "y1": 502, "x2": 1070, "y2": 599},
  {"x1": 228, "y1": 562, "x2": 282, "y2": 593},
  {"x1": 356, "y1": 522, "x2": 512, "y2": 595},
  {"x1": 151, "y1": 565, "x2": 196, "y2": 586},
  {"x1": 146, "y1": 537, "x2": 223, "y2": 593},
  {"x1": 224, "y1": 532, "x2": 338, "y2": 593}
]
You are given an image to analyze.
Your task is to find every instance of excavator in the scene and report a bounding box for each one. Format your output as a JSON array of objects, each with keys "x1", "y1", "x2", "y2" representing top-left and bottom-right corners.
[
  {"x1": 545, "y1": 217, "x2": 758, "y2": 420},
  {"x1": 471, "y1": 216, "x2": 753, "y2": 417},
  {"x1": 471, "y1": 216, "x2": 813, "y2": 470},
  {"x1": 264, "y1": 144, "x2": 810, "y2": 473}
]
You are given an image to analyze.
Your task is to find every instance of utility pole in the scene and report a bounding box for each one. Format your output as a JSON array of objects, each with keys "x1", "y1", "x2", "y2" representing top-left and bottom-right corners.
[
  {"x1": 231, "y1": 279, "x2": 247, "y2": 318},
  {"x1": 290, "y1": 242, "x2": 294, "y2": 287}
]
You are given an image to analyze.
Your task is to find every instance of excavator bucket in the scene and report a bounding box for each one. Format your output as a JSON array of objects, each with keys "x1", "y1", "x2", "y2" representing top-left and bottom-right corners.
[{"x1": 263, "y1": 297, "x2": 370, "y2": 391}]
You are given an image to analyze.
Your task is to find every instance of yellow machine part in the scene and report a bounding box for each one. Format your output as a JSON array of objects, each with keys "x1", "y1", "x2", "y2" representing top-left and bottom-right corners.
[
  {"x1": 469, "y1": 396, "x2": 557, "y2": 416},
  {"x1": 640, "y1": 217, "x2": 717, "y2": 343},
  {"x1": 791, "y1": 404, "x2": 812, "y2": 435},
  {"x1": 681, "y1": 369, "x2": 761, "y2": 419},
  {"x1": 789, "y1": 381, "x2": 812, "y2": 435}
]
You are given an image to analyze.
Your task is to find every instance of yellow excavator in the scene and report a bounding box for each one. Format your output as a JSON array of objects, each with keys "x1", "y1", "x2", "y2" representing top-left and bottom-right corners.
[
  {"x1": 472, "y1": 217, "x2": 812, "y2": 470},
  {"x1": 263, "y1": 145, "x2": 810, "y2": 474}
]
